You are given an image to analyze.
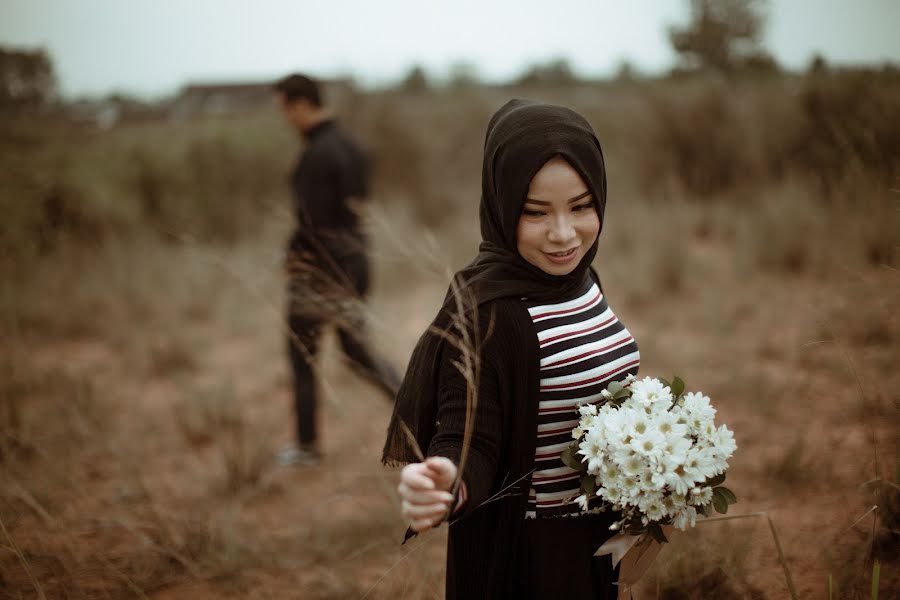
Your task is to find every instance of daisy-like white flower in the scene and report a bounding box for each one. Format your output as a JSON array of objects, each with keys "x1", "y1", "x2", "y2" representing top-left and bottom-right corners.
[
  {"x1": 621, "y1": 453, "x2": 646, "y2": 477},
  {"x1": 601, "y1": 485, "x2": 623, "y2": 505},
  {"x1": 579, "y1": 403, "x2": 598, "y2": 417},
  {"x1": 639, "y1": 497, "x2": 666, "y2": 522},
  {"x1": 690, "y1": 486, "x2": 714, "y2": 506},
  {"x1": 575, "y1": 494, "x2": 589, "y2": 511},
  {"x1": 672, "y1": 506, "x2": 698, "y2": 530},
  {"x1": 631, "y1": 428, "x2": 667, "y2": 459},
  {"x1": 682, "y1": 391, "x2": 716, "y2": 421},
  {"x1": 629, "y1": 377, "x2": 673, "y2": 409}
]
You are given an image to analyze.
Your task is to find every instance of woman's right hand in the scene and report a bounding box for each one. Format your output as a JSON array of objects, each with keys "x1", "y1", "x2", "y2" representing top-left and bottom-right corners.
[{"x1": 398, "y1": 456, "x2": 458, "y2": 532}]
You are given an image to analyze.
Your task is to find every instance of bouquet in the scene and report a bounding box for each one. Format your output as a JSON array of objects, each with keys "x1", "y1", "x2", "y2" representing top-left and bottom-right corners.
[{"x1": 562, "y1": 374, "x2": 737, "y2": 544}]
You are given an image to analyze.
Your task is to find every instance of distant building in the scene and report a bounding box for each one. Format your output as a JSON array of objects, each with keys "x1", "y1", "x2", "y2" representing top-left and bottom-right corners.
[{"x1": 169, "y1": 78, "x2": 356, "y2": 120}]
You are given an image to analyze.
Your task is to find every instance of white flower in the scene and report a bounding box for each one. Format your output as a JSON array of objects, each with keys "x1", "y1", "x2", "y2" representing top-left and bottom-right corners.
[
  {"x1": 571, "y1": 426, "x2": 583, "y2": 439},
  {"x1": 575, "y1": 494, "x2": 589, "y2": 511},
  {"x1": 631, "y1": 429, "x2": 667, "y2": 459},
  {"x1": 579, "y1": 403, "x2": 598, "y2": 417},
  {"x1": 672, "y1": 506, "x2": 698, "y2": 530},
  {"x1": 600, "y1": 485, "x2": 623, "y2": 505},
  {"x1": 711, "y1": 424, "x2": 737, "y2": 459},
  {"x1": 639, "y1": 497, "x2": 666, "y2": 522},
  {"x1": 601, "y1": 388, "x2": 613, "y2": 399},
  {"x1": 629, "y1": 377, "x2": 673, "y2": 409},
  {"x1": 621, "y1": 453, "x2": 645, "y2": 477},
  {"x1": 690, "y1": 486, "x2": 713, "y2": 506}
]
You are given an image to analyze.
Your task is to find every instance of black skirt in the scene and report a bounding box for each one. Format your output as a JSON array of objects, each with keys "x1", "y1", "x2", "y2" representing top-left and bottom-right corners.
[{"x1": 522, "y1": 512, "x2": 621, "y2": 600}]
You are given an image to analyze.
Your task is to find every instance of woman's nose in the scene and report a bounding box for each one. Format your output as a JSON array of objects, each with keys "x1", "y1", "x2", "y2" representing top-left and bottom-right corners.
[{"x1": 547, "y1": 214, "x2": 576, "y2": 242}]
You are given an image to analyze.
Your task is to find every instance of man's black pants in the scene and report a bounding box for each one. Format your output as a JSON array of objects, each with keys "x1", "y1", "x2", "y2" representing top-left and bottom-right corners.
[{"x1": 286, "y1": 250, "x2": 400, "y2": 446}]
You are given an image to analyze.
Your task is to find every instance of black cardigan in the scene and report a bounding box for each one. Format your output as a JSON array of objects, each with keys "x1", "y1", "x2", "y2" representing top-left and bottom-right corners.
[{"x1": 425, "y1": 297, "x2": 542, "y2": 599}]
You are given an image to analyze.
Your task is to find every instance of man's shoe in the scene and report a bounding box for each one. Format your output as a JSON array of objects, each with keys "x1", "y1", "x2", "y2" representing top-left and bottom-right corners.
[{"x1": 275, "y1": 444, "x2": 322, "y2": 467}]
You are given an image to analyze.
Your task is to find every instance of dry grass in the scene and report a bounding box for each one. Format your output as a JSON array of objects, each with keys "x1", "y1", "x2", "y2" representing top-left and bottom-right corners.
[{"x1": 1, "y1": 73, "x2": 898, "y2": 598}]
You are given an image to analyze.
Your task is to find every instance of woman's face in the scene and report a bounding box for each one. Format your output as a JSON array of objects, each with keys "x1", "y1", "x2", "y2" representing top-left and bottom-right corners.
[{"x1": 516, "y1": 156, "x2": 600, "y2": 276}]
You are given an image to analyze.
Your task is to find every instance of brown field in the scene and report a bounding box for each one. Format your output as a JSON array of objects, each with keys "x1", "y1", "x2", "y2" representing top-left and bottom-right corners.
[{"x1": 1, "y1": 72, "x2": 898, "y2": 598}]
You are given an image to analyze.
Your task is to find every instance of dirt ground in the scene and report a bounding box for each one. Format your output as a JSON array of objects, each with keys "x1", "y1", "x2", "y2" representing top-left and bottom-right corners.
[{"x1": 2, "y1": 220, "x2": 897, "y2": 599}]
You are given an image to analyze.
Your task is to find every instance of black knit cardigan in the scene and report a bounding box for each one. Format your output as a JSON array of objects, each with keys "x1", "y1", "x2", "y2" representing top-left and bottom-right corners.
[{"x1": 428, "y1": 296, "x2": 540, "y2": 599}]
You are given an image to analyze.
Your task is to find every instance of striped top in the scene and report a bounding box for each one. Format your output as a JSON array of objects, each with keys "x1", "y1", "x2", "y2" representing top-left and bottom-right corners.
[{"x1": 524, "y1": 278, "x2": 640, "y2": 519}]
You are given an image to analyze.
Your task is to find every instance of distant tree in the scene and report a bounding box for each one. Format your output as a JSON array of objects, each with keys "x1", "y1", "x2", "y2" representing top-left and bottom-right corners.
[
  {"x1": 668, "y1": 0, "x2": 776, "y2": 73},
  {"x1": 808, "y1": 53, "x2": 828, "y2": 76},
  {"x1": 516, "y1": 58, "x2": 578, "y2": 87},
  {"x1": 401, "y1": 65, "x2": 429, "y2": 92},
  {"x1": 615, "y1": 59, "x2": 637, "y2": 82},
  {"x1": 447, "y1": 61, "x2": 479, "y2": 89},
  {"x1": 0, "y1": 47, "x2": 57, "y2": 112}
]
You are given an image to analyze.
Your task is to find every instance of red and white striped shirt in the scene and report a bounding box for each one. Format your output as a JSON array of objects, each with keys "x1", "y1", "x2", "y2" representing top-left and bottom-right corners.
[{"x1": 525, "y1": 279, "x2": 640, "y2": 518}]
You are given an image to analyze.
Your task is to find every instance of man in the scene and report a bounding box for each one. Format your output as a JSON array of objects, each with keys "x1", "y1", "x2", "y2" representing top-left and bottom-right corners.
[{"x1": 274, "y1": 73, "x2": 400, "y2": 466}]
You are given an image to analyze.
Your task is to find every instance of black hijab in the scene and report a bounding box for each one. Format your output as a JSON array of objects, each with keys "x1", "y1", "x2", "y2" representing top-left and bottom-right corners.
[{"x1": 382, "y1": 99, "x2": 608, "y2": 465}]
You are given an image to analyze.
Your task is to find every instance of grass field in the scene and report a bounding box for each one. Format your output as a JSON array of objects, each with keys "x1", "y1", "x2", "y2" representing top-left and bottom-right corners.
[{"x1": 1, "y1": 72, "x2": 898, "y2": 598}]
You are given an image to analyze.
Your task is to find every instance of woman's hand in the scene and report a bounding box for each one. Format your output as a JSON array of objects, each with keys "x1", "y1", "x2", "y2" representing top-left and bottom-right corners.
[{"x1": 398, "y1": 456, "x2": 458, "y2": 532}]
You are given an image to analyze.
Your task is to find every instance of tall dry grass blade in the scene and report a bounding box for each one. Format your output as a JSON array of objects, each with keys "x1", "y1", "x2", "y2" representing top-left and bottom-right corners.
[
  {"x1": 821, "y1": 322, "x2": 882, "y2": 480},
  {"x1": 0, "y1": 512, "x2": 47, "y2": 600},
  {"x1": 860, "y1": 478, "x2": 900, "y2": 492},
  {"x1": 827, "y1": 573, "x2": 833, "y2": 600},
  {"x1": 871, "y1": 561, "x2": 881, "y2": 600},
  {"x1": 479, "y1": 469, "x2": 536, "y2": 506},
  {"x1": 398, "y1": 419, "x2": 425, "y2": 462},
  {"x1": 766, "y1": 515, "x2": 799, "y2": 600},
  {"x1": 691, "y1": 511, "x2": 800, "y2": 599},
  {"x1": 9, "y1": 483, "x2": 54, "y2": 526},
  {"x1": 359, "y1": 540, "x2": 420, "y2": 600},
  {"x1": 845, "y1": 505, "x2": 879, "y2": 533},
  {"x1": 97, "y1": 555, "x2": 151, "y2": 600}
]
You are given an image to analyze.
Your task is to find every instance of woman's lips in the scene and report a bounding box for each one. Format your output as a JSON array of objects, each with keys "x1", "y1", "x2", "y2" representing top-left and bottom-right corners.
[{"x1": 543, "y1": 247, "x2": 578, "y2": 264}]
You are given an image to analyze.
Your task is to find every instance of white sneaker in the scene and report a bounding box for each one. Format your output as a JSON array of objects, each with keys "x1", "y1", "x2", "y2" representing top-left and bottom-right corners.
[{"x1": 275, "y1": 444, "x2": 322, "y2": 467}]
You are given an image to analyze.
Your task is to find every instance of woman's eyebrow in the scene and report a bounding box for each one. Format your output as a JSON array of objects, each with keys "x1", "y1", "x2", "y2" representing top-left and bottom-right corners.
[{"x1": 524, "y1": 190, "x2": 592, "y2": 205}]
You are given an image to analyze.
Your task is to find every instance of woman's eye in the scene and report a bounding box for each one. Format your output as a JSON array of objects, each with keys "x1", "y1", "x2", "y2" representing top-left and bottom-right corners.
[
  {"x1": 573, "y1": 203, "x2": 595, "y2": 212},
  {"x1": 522, "y1": 209, "x2": 545, "y2": 217}
]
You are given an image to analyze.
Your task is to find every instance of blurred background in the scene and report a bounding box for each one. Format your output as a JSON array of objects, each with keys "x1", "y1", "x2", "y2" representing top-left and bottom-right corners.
[{"x1": 1, "y1": 0, "x2": 898, "y2": 598}]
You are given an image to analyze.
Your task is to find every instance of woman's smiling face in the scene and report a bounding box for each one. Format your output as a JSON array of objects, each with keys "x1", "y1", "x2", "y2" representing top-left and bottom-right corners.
[{"x1": 516, "y1": 156, "x2": 600, "y2": 276}]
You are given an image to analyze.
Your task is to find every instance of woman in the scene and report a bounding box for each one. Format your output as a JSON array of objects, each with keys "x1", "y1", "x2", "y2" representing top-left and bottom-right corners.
[{"x1": 383, "y1": 99, "x2": 641, "y2": 599}]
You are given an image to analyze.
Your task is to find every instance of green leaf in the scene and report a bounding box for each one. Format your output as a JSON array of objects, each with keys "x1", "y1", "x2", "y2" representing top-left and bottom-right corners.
[
  {"x1": 580, "y1": 476, "x2": 598, "y2": 496},
  {"x1": 659, "y1": 378, "x2": 672, "y2": 389},
  {"x1": 712, "y1": 489, "x2": 729, "y2": 514},
  {"x1": 648, "y1": 522, "x2": 669, "y2": 544},
  {"x1": 613, "y1": 388, "x2": 631, "y2": 400},
  {"x1": 706, "y1": 473, "x2": 726, "y2": 487},
  {"x1": 716, "y1": 486, "x2": 737, "y2": 505},
  {"x1": 671, "y1": 376, "x2": 685, "y2": 399},
  {"x1": 560, "y1": 446, "x2": 586, "y2": 471},
  {"x1": 699, "y1": 502, "x2": 712, "y2": 517}
]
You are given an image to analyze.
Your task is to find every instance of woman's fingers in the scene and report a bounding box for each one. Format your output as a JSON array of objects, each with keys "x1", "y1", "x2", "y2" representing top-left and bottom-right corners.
[
  {"x1": 405, "y1": 504, "x2": 449, "y2": 532},
  {"x1": 409, "y1": 516, "x2": 441, "y2": 532},
  {"x1": 397, "y1": 459, "x2": 458, "y2": 531},
  {"x1": 425, "y1": 456, "x2": 457, "y2": 479},
  {"x1": 400, "y1": 469, "x2": 436, "y2": 491},
  {"x1": 397, "y1": 482, "x2": 454, "y2": 505},
  {"x1": 402, "y1": 500, "x2": 450, "y2": 519}
]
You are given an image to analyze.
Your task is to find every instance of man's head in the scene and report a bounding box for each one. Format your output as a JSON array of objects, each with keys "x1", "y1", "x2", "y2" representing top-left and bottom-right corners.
[{"x1": 274, "y1": 74, "x2": 325, "y2": 134}]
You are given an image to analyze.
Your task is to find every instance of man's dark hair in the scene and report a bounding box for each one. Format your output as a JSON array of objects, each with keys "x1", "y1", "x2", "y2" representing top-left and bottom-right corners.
[{"x1": 274, "y1": 74, "x2": 322, "y2": 106}]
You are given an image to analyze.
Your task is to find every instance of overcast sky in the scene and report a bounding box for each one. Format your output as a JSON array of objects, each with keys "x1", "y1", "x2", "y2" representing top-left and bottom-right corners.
[{"x1": 2, "y1": 0, "x2": 899, "y2": 98}]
